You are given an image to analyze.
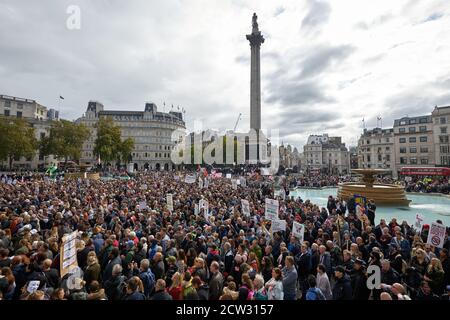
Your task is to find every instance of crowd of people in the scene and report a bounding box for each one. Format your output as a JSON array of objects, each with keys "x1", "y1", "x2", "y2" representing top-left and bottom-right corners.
[
  {"x1": 0, "y1": 171, "x2": 449, "y2": 301},
  {"x1": 404, "y1": 177, "x2": 450, "y2": 194}
]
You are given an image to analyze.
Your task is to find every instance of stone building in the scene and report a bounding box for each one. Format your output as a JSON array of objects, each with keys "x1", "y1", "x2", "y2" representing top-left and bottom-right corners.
[
  {"x1": 76, "y1": 101, "x2": 186, "y2": 171},
  {"x1": 303, "y1": 134, "x2": 350, "y2": 175},
  {"x1": 431, "y1": 106, "x2": 450, "y2": 166},
  {"x1": 393, "y1": 115, "x2": 435, "y2": 176},
  {"x1": 0, "y1": 94, "x2": 57, "y2": 170},
  {"x1": 358, "y1": 127, "x2": 395, "y2": 175}
]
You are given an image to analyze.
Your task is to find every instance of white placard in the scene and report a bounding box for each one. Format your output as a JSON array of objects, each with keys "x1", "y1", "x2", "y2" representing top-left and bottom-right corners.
[
  {"x1": 415, "y1": 213, "x2": 424, "y2": 231},
  {"x1": 292, "y1": 221, "x2": 304, "y2": 244},
  {"x1": 138, "y1": 201, "x2": 148, "y2": 210},
  {"x1": 240, "y1": 177, "x2": 246, "y2": 187},
  {"x1": 166, "y1": 194, "x2": 173, "y2": 211},
  {"x1": 204, "y1": 178, "x2": 209, "y2": 188},
  {"x1": 272, "y1": 219, "x2": 286, "y2": 233},
  {"x1": 241, "y1": 199, "x2": 250, "y2": 217},
  {"x1": 261, "y1": 168, "x2": 270, "y2": 176},
  {"x1": 198, "y1": 178, "x2": 204, "y2": 189},
  {"x1": 185, "y1": 174, "x2": 196, "y2": 184},
  {"x1": 265, "y1": 198, "x2": 279, "y2": 221},
  {"x1": 226, "y1": 173, "x2": 232, "y2": 179},
  {"x1": 232, "y1": 179, "x2": 238, "y2": 190},
  {"x1": 426, "y1": 222, "x2": 446, "y2": 248},
  {"x1": 194, "y1": 204, "x2": 199, "y2": 215}
]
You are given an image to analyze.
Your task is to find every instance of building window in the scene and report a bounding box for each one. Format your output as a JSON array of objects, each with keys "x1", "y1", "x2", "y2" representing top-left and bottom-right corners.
[
  {"x1": 4, "y1": 109, "x2": 10, "y2": 116},
  {"x1": 386, "y1": 138, "x2": 390, "y2": 142},
  {"x1": 386, "y1": 146, "x2": 390, "y2": 151},
  {"x1": 421, "y1": 158, "x2": 428, "y2": 165},
  {"x1": 408, "y1": 127, "x2": 416, "y2": 133},
  {"x1": 367, "y1": 155, "x2": 371, "y2": 162},
  {"x1": 419, "y1": 126, "x2": 427, "y2": 132},
  {"x1": 440, "y1": 146, "x2": 449, "y2": 154},
  {"x1": 399, "y1": 147, "x2": 407, "y2": 153},
  {"x1": 409, "y1": 137, "x2": 416, "y2": 143},
  {"x1": 410, "y1": 119, "x2": 417, "y2": 124},
  {"x1": 400, "y1": 157, "x2": 407, "y2": 164},
  {"x1": 17, "y1": 111, "x2": 22, "y2": 118},
  {"x1": 17, "y1": 103, "x2": 23, "y2": 109},
  {"x1": 378, "y1": 154, "x2": 382, "y2": 161},
  {"x1": 400, "y1": 121, "x2": 407, "y2": 125},
  {"x1": 386, "y1": 154, "x2": 390, "y2": 161},
  {"x1": 4, "y1": 101, "x2": 11, "y2": 108},
  {"x1": 40, "y1": 132, "x2": 45, "y2": 140},
  {"x1": 410, "y1": 157, "x2": 417, "y2": 164},
  {"x1": 419, "y1": 117, "x2": 428, "y2": 123},
  {"x1": 441, "y1": 155, "x2": 450, "y2": 165},
  {"x1": 440, "y1": 117, "x2": 446, "y2": 124},
  {"x1": 419, "y1": 136, "x2": 427, "y2": 142},
  {"x1": 441, "y1": 127, "x2": 447, "y2": 134},
  {"x1": 410, "y1": 147, "x2": 417, "y2": 153},
  {"x1": 399, "y1": 138, "x2": 406, "y2": 143},
  {"x1": 399, "y1": 128, "x2": 406, "y2": 133},
  {"x1": 439, "y1": 135, "x2": 449, "y2": 143},
  {"x1": 420, "y1": 147, "x2": 429, "y2": 153}
]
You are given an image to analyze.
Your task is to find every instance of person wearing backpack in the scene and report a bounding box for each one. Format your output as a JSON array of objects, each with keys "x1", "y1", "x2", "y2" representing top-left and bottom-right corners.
[
  {"x1": 305, "y1": 275, "x2": 326, "y2": 300},
  {"x1": 137, "y1": 259, "x2": 155, "y2": 298}
]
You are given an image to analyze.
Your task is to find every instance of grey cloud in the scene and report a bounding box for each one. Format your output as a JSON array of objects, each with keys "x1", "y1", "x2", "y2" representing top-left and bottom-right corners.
[
  {"x1": 301, "y1": 0, "x2": 331, "y2": 30},
  {"x1": 235, "y1": 55, "x2": 250, "y2": 64},
  {"x1": 297, "y1": 45, "x2": 355, "y2": 80},
  {"x1": 274, "y1": 6, "x2": 285, "y2": 17},
  {"x1": 422, "y1": 12, "x2": 444, "y2": 23},
  {"x1": 265, "y1": 81, "x2": 334, "y2": 106}
]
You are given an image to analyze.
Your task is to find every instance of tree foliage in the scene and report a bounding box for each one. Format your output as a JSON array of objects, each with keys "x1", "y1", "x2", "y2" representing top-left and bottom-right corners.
[
  {"x1": 0, "y1": 118, "x2": 38, "y2": 169},
  {"x1": 94, "y1": 117, "x2": 134, "y2": 165},
  {"x1": 40, "y1": 120, "x2": 90, "y2": 162}
]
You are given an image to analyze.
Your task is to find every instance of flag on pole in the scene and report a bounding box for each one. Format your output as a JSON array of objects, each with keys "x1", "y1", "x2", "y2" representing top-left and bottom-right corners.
[{"x1": 60, "y1": 96, "x2": 64, "y2": 100}]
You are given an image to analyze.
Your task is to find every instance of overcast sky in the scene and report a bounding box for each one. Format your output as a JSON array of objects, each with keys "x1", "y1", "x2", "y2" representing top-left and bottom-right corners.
[{"x1": 1, "y1": 0, "x2": 450, "y2": 149}]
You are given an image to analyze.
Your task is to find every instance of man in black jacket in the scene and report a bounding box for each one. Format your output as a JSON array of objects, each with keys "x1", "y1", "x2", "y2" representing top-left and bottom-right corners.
[
  {"x1": 150, "y1": 279, "x2": 173, "y2": 300},
  {"x1": 332, "y1": 266, "x2": 353, "y2": 300},
  {"x1": 380, "y1": 259, "x2": 400, "y2": 285},
  {"x1": 350, "y1": 259, "x2": 370, "y2": 300},
  {"x1": 295, "y1": 244, "x2": 311, "y2": 299}
]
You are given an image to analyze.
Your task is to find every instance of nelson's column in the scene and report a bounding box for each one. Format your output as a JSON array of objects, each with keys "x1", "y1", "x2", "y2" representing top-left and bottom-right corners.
[{"x1": 246, "y1": 13, "x2": 265, "y2": 162}]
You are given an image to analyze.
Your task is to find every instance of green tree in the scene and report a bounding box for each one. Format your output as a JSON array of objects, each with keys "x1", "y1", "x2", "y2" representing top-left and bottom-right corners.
[
  {"x1": 94, "y1": 117, "x2": 134, "y2": 167},
  {"x1": 118, "y1": 137, "x2": 135, "y2": 165},
  {"x1": 40, "y1": 120, "x2": 90, "y2": 164},
  {"x1": 0, "y1": 118, "x2": 38, "y2": 169}
]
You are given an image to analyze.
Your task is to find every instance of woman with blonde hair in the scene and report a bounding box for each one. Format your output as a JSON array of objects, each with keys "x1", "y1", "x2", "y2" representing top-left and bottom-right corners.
[
  {"x1": 168, "y1": 272, "x2": 183, "y2": 300},
  {"x1": 84, "y1": 251, "x2": 102, "y2": 287},
  {"x1": 411, "y1": 248, "x2": 429, "y2": 275},
  {"x1": 424, "y1": 258, "x2": 445, "y2": 295}
]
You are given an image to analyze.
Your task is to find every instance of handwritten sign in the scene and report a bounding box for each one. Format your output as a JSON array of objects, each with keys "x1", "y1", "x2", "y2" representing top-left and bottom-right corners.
[{"x1": 265, "y1": 198, "x2": 279, "y2": 221}]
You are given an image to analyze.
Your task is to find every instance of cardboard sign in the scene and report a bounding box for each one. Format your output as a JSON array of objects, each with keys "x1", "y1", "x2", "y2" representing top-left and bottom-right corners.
[
  {"x1": 60, "y1": 231, "x2": 78, "y2": 278},
  {"x1": 166, "y1": 194, "x2": 173, "y2": 211},
  {"x1": 426, "y1": 222, "x2": 446, "y2": 248},
  {"x1": 265, "y1": 198, "x2": 279, "y2": 221},
  {"x1": 272, "y1": 219, "x2": 286, "y2": 233},
  {"x1": 292, "y1": 221, "x2": 304, "y2": 243},
  {"x1": 241, "y1": 199, "x2": 250, "y2": 217}
]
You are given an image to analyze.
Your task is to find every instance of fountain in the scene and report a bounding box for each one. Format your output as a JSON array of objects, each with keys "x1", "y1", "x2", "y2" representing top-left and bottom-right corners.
[{"x1": 337, "y1": 169, "x2": 411, "y2": 206}]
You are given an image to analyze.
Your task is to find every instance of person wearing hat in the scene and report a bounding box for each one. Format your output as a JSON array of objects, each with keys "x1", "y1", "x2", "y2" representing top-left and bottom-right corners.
[
  {"x1": 332, "y1": 265, "x2": 352, "y2": 300},
  {"x1": 350, "y1": 258, "x2": 370, "y2": 300}
]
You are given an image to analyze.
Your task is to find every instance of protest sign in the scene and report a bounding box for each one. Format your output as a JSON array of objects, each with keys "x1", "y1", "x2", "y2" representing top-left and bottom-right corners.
[
  {"x1": 185, "y1": 174, "x2": 196, "y2": 184},
  {"x1": 241, "y1": 199, "x2": 250, "y2": 216},
  {"x1": 265, "y1": 198, "x2": 279, "y2": 221},
  {"x1": 271, "y1": 219, "x2": 286, "y2": 233},
  {"x1": 427, "y1": 222, "x2": 446, "y2": 248},
  {"x1": 60, "y1": 231, "x2": 78, "y2": 278},
  {"x1": 292, "y1": 221, "x2": 305, "y2": 243},
  {"x1": 166, "y1": 194, "x2": 173, "y2": 211},
  {"x1": 415, "y1": 213, "x2": 424, "y2": 231}
]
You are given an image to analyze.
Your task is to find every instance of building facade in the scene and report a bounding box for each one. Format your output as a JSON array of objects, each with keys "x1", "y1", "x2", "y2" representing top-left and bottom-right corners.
[
  {"x1": 393, "y1": 115, "x2": 435, "y2": 176},
  {"x1": 303, "y1": 134, "x2": 350, "y2": 175},
  {"x1": 358, "y1": 128, "x2": 395, "y2": 175},
  {"x1": 76, "y1": 101, "x2": 186, "y2": 171},
  {"x1": 431, "y1": 106, "x2": 450, "y2": 166},
  {"x1": 279, "y1": 144, "x2": 300, "y2": 170},
  {"x1": 0, "y1": 94, "x2": 57, "y2": 170}
]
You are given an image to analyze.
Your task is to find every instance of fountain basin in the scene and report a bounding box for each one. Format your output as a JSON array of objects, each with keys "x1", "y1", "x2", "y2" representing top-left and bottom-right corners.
[{"x1": 337, "y1": 182, "x2": 411, "y2": 206}]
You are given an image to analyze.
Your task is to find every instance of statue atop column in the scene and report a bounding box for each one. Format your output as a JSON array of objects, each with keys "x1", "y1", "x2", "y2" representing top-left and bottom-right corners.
[{"x1": 252, "y1": 13, "x2": 259, "y2": 33}]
